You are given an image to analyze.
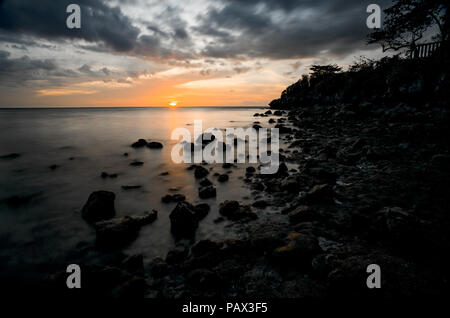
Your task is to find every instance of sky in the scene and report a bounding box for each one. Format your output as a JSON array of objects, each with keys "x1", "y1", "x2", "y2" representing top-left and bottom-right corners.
[{"x1": 0, "y1": 0, "x2": 392, "y2": 107}]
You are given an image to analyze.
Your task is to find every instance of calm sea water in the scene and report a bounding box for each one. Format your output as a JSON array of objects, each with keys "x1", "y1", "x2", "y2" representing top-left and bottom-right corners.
[{"x1": 0, "y1": 107, "x2": 271, "y2": 277}]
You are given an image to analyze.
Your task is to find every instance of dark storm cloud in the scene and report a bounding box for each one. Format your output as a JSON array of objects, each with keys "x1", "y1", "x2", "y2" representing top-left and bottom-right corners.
[
  {"x1": 196, "y1": 0, "x2": 393, "y2": 59},
  {"x1": 0, "y1": 0, "x2": 140, "y2": 52},
  {"x1": 0, "y1": 50, "x2": 77, "y2": 87}
]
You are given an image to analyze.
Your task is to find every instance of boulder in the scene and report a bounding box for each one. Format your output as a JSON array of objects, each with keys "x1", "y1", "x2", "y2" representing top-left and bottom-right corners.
[
  {"x1": 131, "y1": 139, "x2": 147, "y2": 148},
  {"x1": 271, "y1": 232, "x2": 321, "y2": 266},
  {"x1": 200, "y1": 178, "x2": 213, "y2": 187},
  {"x1": 94, "y1": 216, "x2": 140, "y2": 248},
  {"x1": 288, "y1": 205, "x2": 316, "y2": 224},
  {"x1": 199, "y1": 185, "x2": 216, "y2": 199},
  {"x1": 194, "y1": 166, "x2": 209, "y2": 179},
  {"x1": 133, "y1": 210, "x2": 157, "y2": 226},
  {"x1": 219, "y1": 201, "x2": 257, "y2": 221},
  {"x1": 82, "y1": 191, "x2": 116, "y2": 223},
  {"x1": 169, "y1": 201, "x2": 199, "y2": 239},
  {"x1": 193, "y1": 203, "x2": 210, "y2": 220},
  {"x1": 161, "y1": 193, "x2": 186, "y2": 203},
  {"x1": 299, "y1": 184, "x2": 334, "y2": 204},
  {"x1": 218, "y1": 174, "x2": 229, "y2": 182},
  {"x1": 147, "y1": 141, "x2": 163, "y2": 149}
]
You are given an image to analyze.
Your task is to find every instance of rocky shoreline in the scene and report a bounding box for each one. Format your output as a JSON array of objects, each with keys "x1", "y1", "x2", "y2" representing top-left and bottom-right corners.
[{"x1": 42, "y1": 88, "x2": 450, "y2": 298}]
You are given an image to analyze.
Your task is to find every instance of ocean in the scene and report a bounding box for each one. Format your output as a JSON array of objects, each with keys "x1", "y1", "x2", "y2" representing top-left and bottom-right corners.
[{"x1": 0, "y1": 106, "x2": 275, "y2": 278}]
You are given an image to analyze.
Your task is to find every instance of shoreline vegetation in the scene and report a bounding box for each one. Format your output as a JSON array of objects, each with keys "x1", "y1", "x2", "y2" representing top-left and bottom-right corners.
[{"x1": 13, "y1": 52, "x2": 439, "y2": 298}]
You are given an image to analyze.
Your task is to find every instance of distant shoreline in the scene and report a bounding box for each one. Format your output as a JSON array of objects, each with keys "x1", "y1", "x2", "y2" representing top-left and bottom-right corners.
[{"x1": 0, "y1": 106, "x2": 268, "y2": 110}]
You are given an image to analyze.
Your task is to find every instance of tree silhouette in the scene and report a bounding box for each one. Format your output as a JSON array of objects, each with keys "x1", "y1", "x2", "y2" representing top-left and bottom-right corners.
[{"x1": 368, "y1": 0, "x2": 449, "y2": 52}]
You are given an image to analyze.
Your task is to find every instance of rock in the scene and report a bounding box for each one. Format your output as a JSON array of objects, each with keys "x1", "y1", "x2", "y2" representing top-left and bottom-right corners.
[
  {"x1": 430, "y1": 154, "x2": 450, "y2": 172},
  {"x1": 121, "y1": 185, "x2": 142, "y2": 190},
  {"x1": 193, "y1": 203, "x2": 210, "y2": 220},
  {"x1": 160, "y1": 171, "x2": 169, "y2": 176},
  {"x1": 219, "y1": 200, "x2": 257, "y2": 221},
  {"x1": 49, "y1": 164, "x2": 60, "y2": 170},
  {"x1": 194, "y1": 166, "x2": 209, "y2": 179},
  {"x1": 271, "y1": 232, "x2": 321, "y2": 266},
  {"x1": 273, "y1": 110, "x2": 283, "y2": 116},
  {"x1": 199, "y1": 185, "x2": 216, "y2": 199},
  {"x1": 129, "y1": 160, "x2": 144, "y2": 166},
  {"x1": 268, "y1": 118, "x2": 276, "y2": 124},
  {"x1": 166, "y1": 243, "x2": 189, "y2": 264},
  {"x1": 161, "y1": 194, "x2": 186, "y2": 203},
  {"x1": 186, "y1": 268, "x2": 221, "y2": 290},
  {"x1": 82, "y1": 191, "x2": 116, "y2": 223},
  {"x1": 94, "y1": 216, "x2": 140, "y2": 248},
  {"x1": 246, "y1": 166, "x2": 256, "y2": 174},
  {"x1": 265, "y1": 110, "x2": 272, "y2": 115},
  {"x1": 133, "y1": 210, "x2": 157, "y2": 226},
  {"x1": 169, "y1": 201, "x2": 199, "y2": 240},
  {"x1": 0, "y1": 153, "x2": 20, "y2": 160},
  {"x1": 288, "y1": 205, "x2": 316, "y2": 224},
  {"x1": 218, "y1": 174, "x2": 229, "y2": 182},
  {"x1": 114, "y1": 276, "x2": 147, "y2": 298},
  {"x1": 196, "y1": 133, "x2": 216, "y2": 147},
  {"x1": 222, "y1": 163, "x2": 234, "y2": 169},
  {"x1": 252, "y1": 200, "x2": 269, "y2": 208},
  {"x1": 147, "y1": 141, "x2": 163, "y2": 149},
  {"x1": 200, "y1": 178, "x2": 213, "y2": 187},
  {"x1": 148, "y1": 257, "x2": 168, "y2": 278},
  {"x1": 121, "y1": 254, "x2": 144, "y2": 273},
  {"x1": 253, "y1": 124, "x2": 262, "y2": 129},
  {"x1": 131, "y1": 139, "x2": 148, "y2": 148},
  {"x1": 191, "y1": 240, "x2": 223, "y2": 257},
  {"x1": 123, "y1": 152, "x2": 129, "y2": 157},
  {"x1": 299, "y1": 184, "x2": 334, "y2": 204},
  {"x1": 101, "y1": 172, "x2": 118, "y2": 179}
]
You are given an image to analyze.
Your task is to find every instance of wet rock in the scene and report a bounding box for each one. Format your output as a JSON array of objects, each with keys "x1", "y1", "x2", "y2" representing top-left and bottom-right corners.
[
  {"x1": 198, "y1": 185, "x2": 216, "y2": 199},
  {"x1": 114, "y1": 276, "x2": 147, "y2": 298},
  {"x1": 161, "y1": 193, "x2": 186, "y2": 203},
  {"x1": 219, "y1": 200, "x2": 257, "y2": 221},
  {"x1": 268, "y1": 118, "x2": 276, "y2": 124},
  {"x1": 196, "y1": 133, "x2": 216, "y2": 147},
  {"x1": 199, "y1": 178, "x2": 212, "y2": 187},
  {"x1": 101, "y1": 172, "x2": 118, "y2": 179},
  {"x1": 94, "y1": 216, "x2": 140, "y2": 248},
  {"x1": 271, "y1": 232, "x2": 321, "y2": 267},
  {"x1": 169, "y1": 201, "x2": 199, "y2": 240},
  {"x1": 186, "y1": 268, "x2": 221, "y2": 290},
  {"x1": 160, "y1": 171, "x2": 169, "y2": 176},
  {"x1": 133, "y1": 210, "x2": 157, "y2": 226},
  {"x1": 166, "y1": 242, "x2": 190, "y2": 264},
  {"x1": 49, "y1": 164, "x2": 60, "y2": 170},
  {"x1": 147, "y1": 141, "x2": 163, "y2": 149},
  {"x1": 191, "y1": 239, "x2": 223, "y2": 258},
  {"x1": 299, "y1": 184, "x2": 334, "y2": 205},
  {"x1": 121, "y1": 254, "x2": 144, "y2": 274},
  {"x1": 222, "y1": 163, "x2": 234, "y2": 169},
  {"x1": 218, "y1": 174, "x2": 229, "y2": 182},
  {"x1": 131, "y1": 139, "x2": 147, "y2": 148},
  {"x1": 149, "y1": 257, "x2": 168, "y2": 278},
  {"x1": 265, "y1": 110, "x2": 272, "y2": 115},
  {"x1": 252, "y1": 200, "x2": 269, "y2": 208},
  {"x1": 82, "y1": 191, "x2": 116, "y2": 223},
  {"x1": 129, "y1": 160, "x2": 144, "y2": 166},
  {"x1": 273, "y1": 110, "x2": 283, "y2": 116},
  {"x1": 253, "y1": 124, "x2": 262, "y2": 129},
  {"x1": 288, "y1": 205, "x2": 316, "y2": 224},
  {"x1": 246, "y1": 166, "x2": 256, "y2": 174},
  {"x1": 194, "y1": 166, "x2": 209, "y2": 179},
  {"x1": 193, "y1": 203, "x2": 210, "y2": 220}
]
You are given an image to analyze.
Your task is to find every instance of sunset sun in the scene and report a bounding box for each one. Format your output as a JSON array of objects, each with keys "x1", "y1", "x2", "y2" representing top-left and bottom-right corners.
[{"x1": 169, "y1": 101, "x2": 177, "y2": 107}]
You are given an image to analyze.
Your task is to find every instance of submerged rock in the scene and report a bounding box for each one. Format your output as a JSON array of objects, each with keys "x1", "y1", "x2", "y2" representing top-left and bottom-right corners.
[
  {"x1": 0, "y1": 153, "x2": 20, "y2": 160},
  {"x1": 169, "y1": 201, "x2": 199, "y2": 240},
  {"x1": 218, "y1": 174, "x2": 229, "y2": 182},
  {"x1": 82, "y1": 191, "x2": 116, "y2": 223},
  {"x1": 194, "y1": 166, "x2": 209, "y2": 179},
  {"x1": 219, "y1": 200, "x2": 257, "y2": 221},
  {"x1": 161, "y1": 193, "x2": 186, "y2": 203}
]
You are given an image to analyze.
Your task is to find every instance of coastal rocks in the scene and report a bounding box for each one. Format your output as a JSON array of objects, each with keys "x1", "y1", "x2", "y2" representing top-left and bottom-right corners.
[
  {"x1": 271, "y1": 232, "x2": 321, "y2": 267},
  {"x1": 147, "y1": 141, "x2": 163, "y2": 149},
  {"x1": 193, "y1": 203, "x2": 211, "y2": 220},
  {"x1": 288, "y1": 205, "x2": 317, "y2": 224},
  {"x1": 131, "y1": 139, "x2": 163, "y2": 149},
  {"x1": 129, "y1": 160, "x2": 144, "y2": 166},
  {"x1": 298, "y1": 184, "x2": 334, "y2": 205},
  {"x1": 219, "y1": 200, "x2": 257, "y2": 221},
  {"x1": 94, "y1": 216, "x2": 140, "y2": 248},
  {"x1": 194, "y1": 166, "x2": 209, "y2": 179},
  {"x1": 101, "y1": 172, "x2": 118, "y2": 179},
  {"x1": 82, "y1": 191, "x2": 116, "y2": 223},
  {"x1": 199, "y1": 178, "x2": 213, "y2": 187},
  {"x1": 169, "y1": 201, "x2": 203, "y2": 240},
  {"x1": 217, "y1": 174, "x2": 229, "y2": 182},
  {"x1": 131, "y1": 139, "x2": 148, "y2": 148},
  {"x1": 133, "y1": 210, "x2": 158, "y2": 226},
  {"x1": 252, "y1": 200, "x2": 269, "y2": 208},
  {"x1": 121, "y1": 185, "x2": 142, "y2": 190},
  {"x1": 166, "y1": 242, "x2": 190, "y2": 264},
  {"x1": 198, "y1": 185, "x2": 216, "y2": 199},
  {"x1": 161, "y1": 193, "x2": 186, "y2": 203}
]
